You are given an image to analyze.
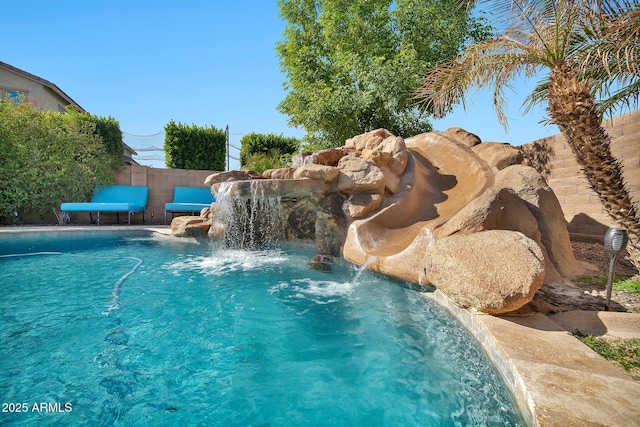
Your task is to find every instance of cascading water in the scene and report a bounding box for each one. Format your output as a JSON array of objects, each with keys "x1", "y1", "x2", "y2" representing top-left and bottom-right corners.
[
  {"x1": 212, "y1": 180, "x2": 287, "y2": 249},
  {"x1": 291, "y1": 152, "x2": 316, "y2": 169},
  {"x1": 352, "y1": 256, "x2": 378, "y2": 284}
]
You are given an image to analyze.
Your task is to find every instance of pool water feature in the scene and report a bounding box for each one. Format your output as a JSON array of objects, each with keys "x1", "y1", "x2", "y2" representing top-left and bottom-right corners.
[
  {"x1": 0, "y1": 231, "x2": 525, "y2": 426},
  {"x1": 212, "y1": 181, "x2": 286, "y2": 249}
]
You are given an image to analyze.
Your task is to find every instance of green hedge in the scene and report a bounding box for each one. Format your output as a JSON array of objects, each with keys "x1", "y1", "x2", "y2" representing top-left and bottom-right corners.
[
  {"x1": 239, "y1": 132, "x2": 300, "y2": 167},
  {"x1": 0, "y1": 101, "x2": 117, "y2": 224},
  {"x1": 164, "y1": 120, "x2": 226, "y2": 170},
  {"x1": 79, "y1": 112, "x2": 124, "y2": 165}
]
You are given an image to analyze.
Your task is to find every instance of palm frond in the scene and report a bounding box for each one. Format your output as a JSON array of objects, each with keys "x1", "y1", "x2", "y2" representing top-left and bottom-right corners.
[
  {"x1": 417, "y1": 0, "x2": 639, "y2": 128},
  {"x1": 573, "y1": 1, "x2": 639, "y2": 115},
  {"x1": 414, "y1": 35, "x2": 547, "y2": 129},
  {"x1": 522, "y1": 79, "x2": 549, "y2": 115},
  {"x1": 596, "y1": 79, "x2": 640, "y2": 116}
]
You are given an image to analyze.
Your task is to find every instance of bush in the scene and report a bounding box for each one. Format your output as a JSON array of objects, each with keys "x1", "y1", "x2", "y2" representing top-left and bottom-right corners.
[
  {"x1": 0, "y1": 101, "x2": 117, "y2": 224},
  {"x1": 164, "y1": 120, "x2": 226, "y2": 171},
  {"x1": 92, "y1": 115, "x2": 124, "y2": 164},
  {"x1": 239, "y1": 132, "x2": 300, "y2": 168},
  {"x1": 242, "y1": 150, "x2": 295, "y2": 174}
]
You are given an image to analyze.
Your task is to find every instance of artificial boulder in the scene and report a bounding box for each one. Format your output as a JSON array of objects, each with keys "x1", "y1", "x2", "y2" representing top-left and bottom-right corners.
[
  {"x1": 372, "y1": 135, "x2": 408, "y2": 176},
  {"x1": 307, "y1": 254, "x2": 334, "y2": 271},
  {"x1": 337, "y1": 156, "x2": 386, "y2": 194},
  {"x1": 472, "y1": 142, "x2": 524, "y2": 172},
  {"x1": 263, "y1": 168, "x2": 295, "y2": 179},
  {"x1": 342, "y1": 193, "x2": 383, "y2": 219},
  {"x1": 345, "y1": 128, "x2": 393, "y2": 153},
  {"x1": 495, "y1": 165, "x2": 581, "y2": 278},
  {"x1": 433, "y1": 186, "x2": 563, "y2": 282},
  {"x1": 420, "y1": 230, "x2": 546, "y2": 314},
  {"x1": 434, "y1": 187, "x2": 540, "y2": 241},
  {"x1": 293, "y1": 164, "x2": 340, "y2": 182},
  {"x1": 313, "y1": 148, "x2": 346, "y2": 166},
  {"x1": 171, "y1": 216, "x2": 210, "y2": 238},
  {"x1": 205, "y1": 170, "x2": 259, "y2": 186},
  {"x1": 443, "y1": 127, "x2": 481, "y2": 147}
]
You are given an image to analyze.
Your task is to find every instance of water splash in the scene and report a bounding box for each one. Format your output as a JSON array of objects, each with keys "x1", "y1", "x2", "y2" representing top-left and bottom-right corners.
[
  {"x1": 352, "y1": 256, "x2": 378, "y2": 284},
  {"x1": 212, "y1": 181, "x2": 286, "y2": 249},
  {"x1": 166, "y1": 248, "x2": 288, "y2": 276}
]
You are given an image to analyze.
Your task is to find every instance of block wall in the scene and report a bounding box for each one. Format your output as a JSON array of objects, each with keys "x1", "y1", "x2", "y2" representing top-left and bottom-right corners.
[
  {"x1": 114, "y1": 165, "x2": 218, "y2": 224},
  {"x1": 521, "y1": 109, "x2": 640, "y2": 242}
]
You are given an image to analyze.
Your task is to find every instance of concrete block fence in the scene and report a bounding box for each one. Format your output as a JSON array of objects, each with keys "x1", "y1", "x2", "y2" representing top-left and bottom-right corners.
[
  {"x1": 113, "y1": 165, "x2": 217, "y2": 225},
  {"x1": 521, "y1": 109, "x2": 640, "y2": 242}
]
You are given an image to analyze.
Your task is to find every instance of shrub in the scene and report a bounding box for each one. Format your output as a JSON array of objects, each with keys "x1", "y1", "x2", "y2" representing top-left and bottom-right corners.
[
  {"x1": 239, "y1": 132, "x2": 300, "y2": 168},
  {"x1": 242, "y1": 150, "x2": 295, "y2": 174},
  {"x1": 0, "y1": 101, "x2": 117, "y2": 224},
  {"x1": 164, "y1": 120, "x2": 226, "y2": 171}
]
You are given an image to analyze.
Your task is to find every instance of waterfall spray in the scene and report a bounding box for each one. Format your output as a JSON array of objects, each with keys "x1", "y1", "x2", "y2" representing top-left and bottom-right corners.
[{"x1": 212, "y1": 181, "x2": 286, "y2": 249}]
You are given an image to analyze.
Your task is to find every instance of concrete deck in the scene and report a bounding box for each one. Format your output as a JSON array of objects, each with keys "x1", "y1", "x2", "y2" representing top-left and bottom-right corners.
[{"x1": 427, "y1": 290, "x2": 640, "y2": 427}]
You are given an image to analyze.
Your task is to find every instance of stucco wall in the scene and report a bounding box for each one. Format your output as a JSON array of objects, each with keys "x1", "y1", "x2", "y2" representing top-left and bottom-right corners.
[
  {"x1": 0, "y1": 67, "x2": 70, "y2": 112},
  {"x1": 521, "y1": 109, "x2": 640, "y2": 242}
]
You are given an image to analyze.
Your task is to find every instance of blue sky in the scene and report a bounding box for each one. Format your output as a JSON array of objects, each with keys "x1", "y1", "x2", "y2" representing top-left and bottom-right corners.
[{"x1": 1, "y1": 0, "x2": 559, "y2": 169}]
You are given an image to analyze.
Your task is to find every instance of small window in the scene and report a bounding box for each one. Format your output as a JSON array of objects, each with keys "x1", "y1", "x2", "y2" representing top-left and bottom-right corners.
[{"x1": 3, "y1": 89, "x2": 27, "y2": 104}]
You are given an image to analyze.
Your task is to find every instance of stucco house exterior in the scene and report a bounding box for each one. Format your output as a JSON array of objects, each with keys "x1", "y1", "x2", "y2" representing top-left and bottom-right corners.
[{"x1": 0, "y1": 61, "x2": 138, "y2": 164}]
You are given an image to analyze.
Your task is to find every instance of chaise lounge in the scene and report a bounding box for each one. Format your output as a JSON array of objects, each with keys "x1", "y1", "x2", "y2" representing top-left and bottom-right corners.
[
  {"x1": 60, "y1": 185, "x2": 149, "y2": 225},
  {"x1": 165, "y1": 186, "x2": 215, "y2": 224}
]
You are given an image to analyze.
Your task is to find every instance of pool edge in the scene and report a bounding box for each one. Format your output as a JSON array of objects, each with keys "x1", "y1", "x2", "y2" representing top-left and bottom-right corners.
[
  {"x1": 0, "y1": 225, "x2": 172, "y2": 235},
  {"x1": 424, "y1": 290, "x2": 640, "y2": 427}
]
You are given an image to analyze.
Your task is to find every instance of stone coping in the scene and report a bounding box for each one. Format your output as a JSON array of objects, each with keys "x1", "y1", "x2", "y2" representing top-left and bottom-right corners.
[
  {"x1": 0, "y1": 225, "x2": 172, "y2": 235},
  {"x1": 425, "y1": 290, "x2": 640, "y2": 427},
  {"x1": 2, "y1": 226, "x2": 639, "y2": 425}
]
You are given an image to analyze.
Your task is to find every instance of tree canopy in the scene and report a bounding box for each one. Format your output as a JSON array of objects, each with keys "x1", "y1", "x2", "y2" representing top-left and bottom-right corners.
[
  {"x1": 0, "y1": 101, "x2": 118, "y2": 224},
  {"x1": 276, "y1": 0, "x2": 492, "y2": 150}
]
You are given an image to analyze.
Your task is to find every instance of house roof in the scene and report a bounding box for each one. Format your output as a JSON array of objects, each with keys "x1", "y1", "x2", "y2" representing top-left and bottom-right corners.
[{"x1": 0, "y1": 61, "x2": 85, "y2": 113}]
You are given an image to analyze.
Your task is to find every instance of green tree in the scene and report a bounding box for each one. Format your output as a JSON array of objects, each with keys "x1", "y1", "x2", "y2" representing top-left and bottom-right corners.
[
  {"x1": 92, "y1": 114, "x2": 125, "y2": 165},
  {"x1": 277, "y1": 0, "x2": 491, "y2": 150},
  {"x1": 74, "y1": 110, "x2": 125, "y2": 167},
  {"x1": 164, "y1": 120, "x2": 226, "y2": 171},
  {"x1": 0, "y1": 102, "x2": 117, "y2": 224},
  {"x1": 414, "y1": 0, "x2": 640, "y2": 267}
]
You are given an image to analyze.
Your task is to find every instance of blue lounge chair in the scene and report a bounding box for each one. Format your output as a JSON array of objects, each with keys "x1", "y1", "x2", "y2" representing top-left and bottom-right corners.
[
  {"x1": 61, "y1": 185, "x2": 149, "y2": 225},
  {"x1": 165, "y1": 186, "x2": 215, "y2": 224}
]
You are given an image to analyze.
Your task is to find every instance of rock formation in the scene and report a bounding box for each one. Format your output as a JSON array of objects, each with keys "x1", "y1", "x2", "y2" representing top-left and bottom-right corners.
[{"x1": 176, "y1": 127, "x2": 582, "y2": 314}]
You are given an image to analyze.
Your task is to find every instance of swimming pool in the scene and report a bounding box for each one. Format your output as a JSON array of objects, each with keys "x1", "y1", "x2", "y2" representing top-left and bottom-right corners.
[{"x1": 0, "y1": 230, "x2": 524, "y2": 426}]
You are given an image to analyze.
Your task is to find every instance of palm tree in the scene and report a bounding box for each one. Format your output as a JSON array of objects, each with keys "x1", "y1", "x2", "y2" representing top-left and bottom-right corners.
[{"x1": 415, "y1": 0, "x2": 640, "y2": 269}]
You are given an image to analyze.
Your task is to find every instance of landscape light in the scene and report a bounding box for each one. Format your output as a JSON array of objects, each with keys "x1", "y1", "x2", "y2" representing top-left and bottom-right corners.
[{"x1": 603, "y1": 227, "x2": 628, "y2": 311}]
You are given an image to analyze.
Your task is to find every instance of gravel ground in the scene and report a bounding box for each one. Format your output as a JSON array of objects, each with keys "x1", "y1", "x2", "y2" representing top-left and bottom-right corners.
[{"x1": 529, "y1": 241, "x2": 640, "y2": 314}]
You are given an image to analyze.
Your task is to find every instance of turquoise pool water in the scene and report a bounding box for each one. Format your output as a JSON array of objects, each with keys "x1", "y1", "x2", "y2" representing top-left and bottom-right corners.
[{"x1": 0, "y1": 231, "x2": 524, "y2": 426}]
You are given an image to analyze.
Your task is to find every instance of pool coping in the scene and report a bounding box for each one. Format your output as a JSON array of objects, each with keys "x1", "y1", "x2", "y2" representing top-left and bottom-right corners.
[
  {"x1": 425, "y1": 290, "x2": 640, "y2": 427},
  {"x1": 0, "y1": 225, "x2": 173, "y2": 235},
  {"x1": 3, "y1": 225, "x2": 640, "y2": 426}
]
